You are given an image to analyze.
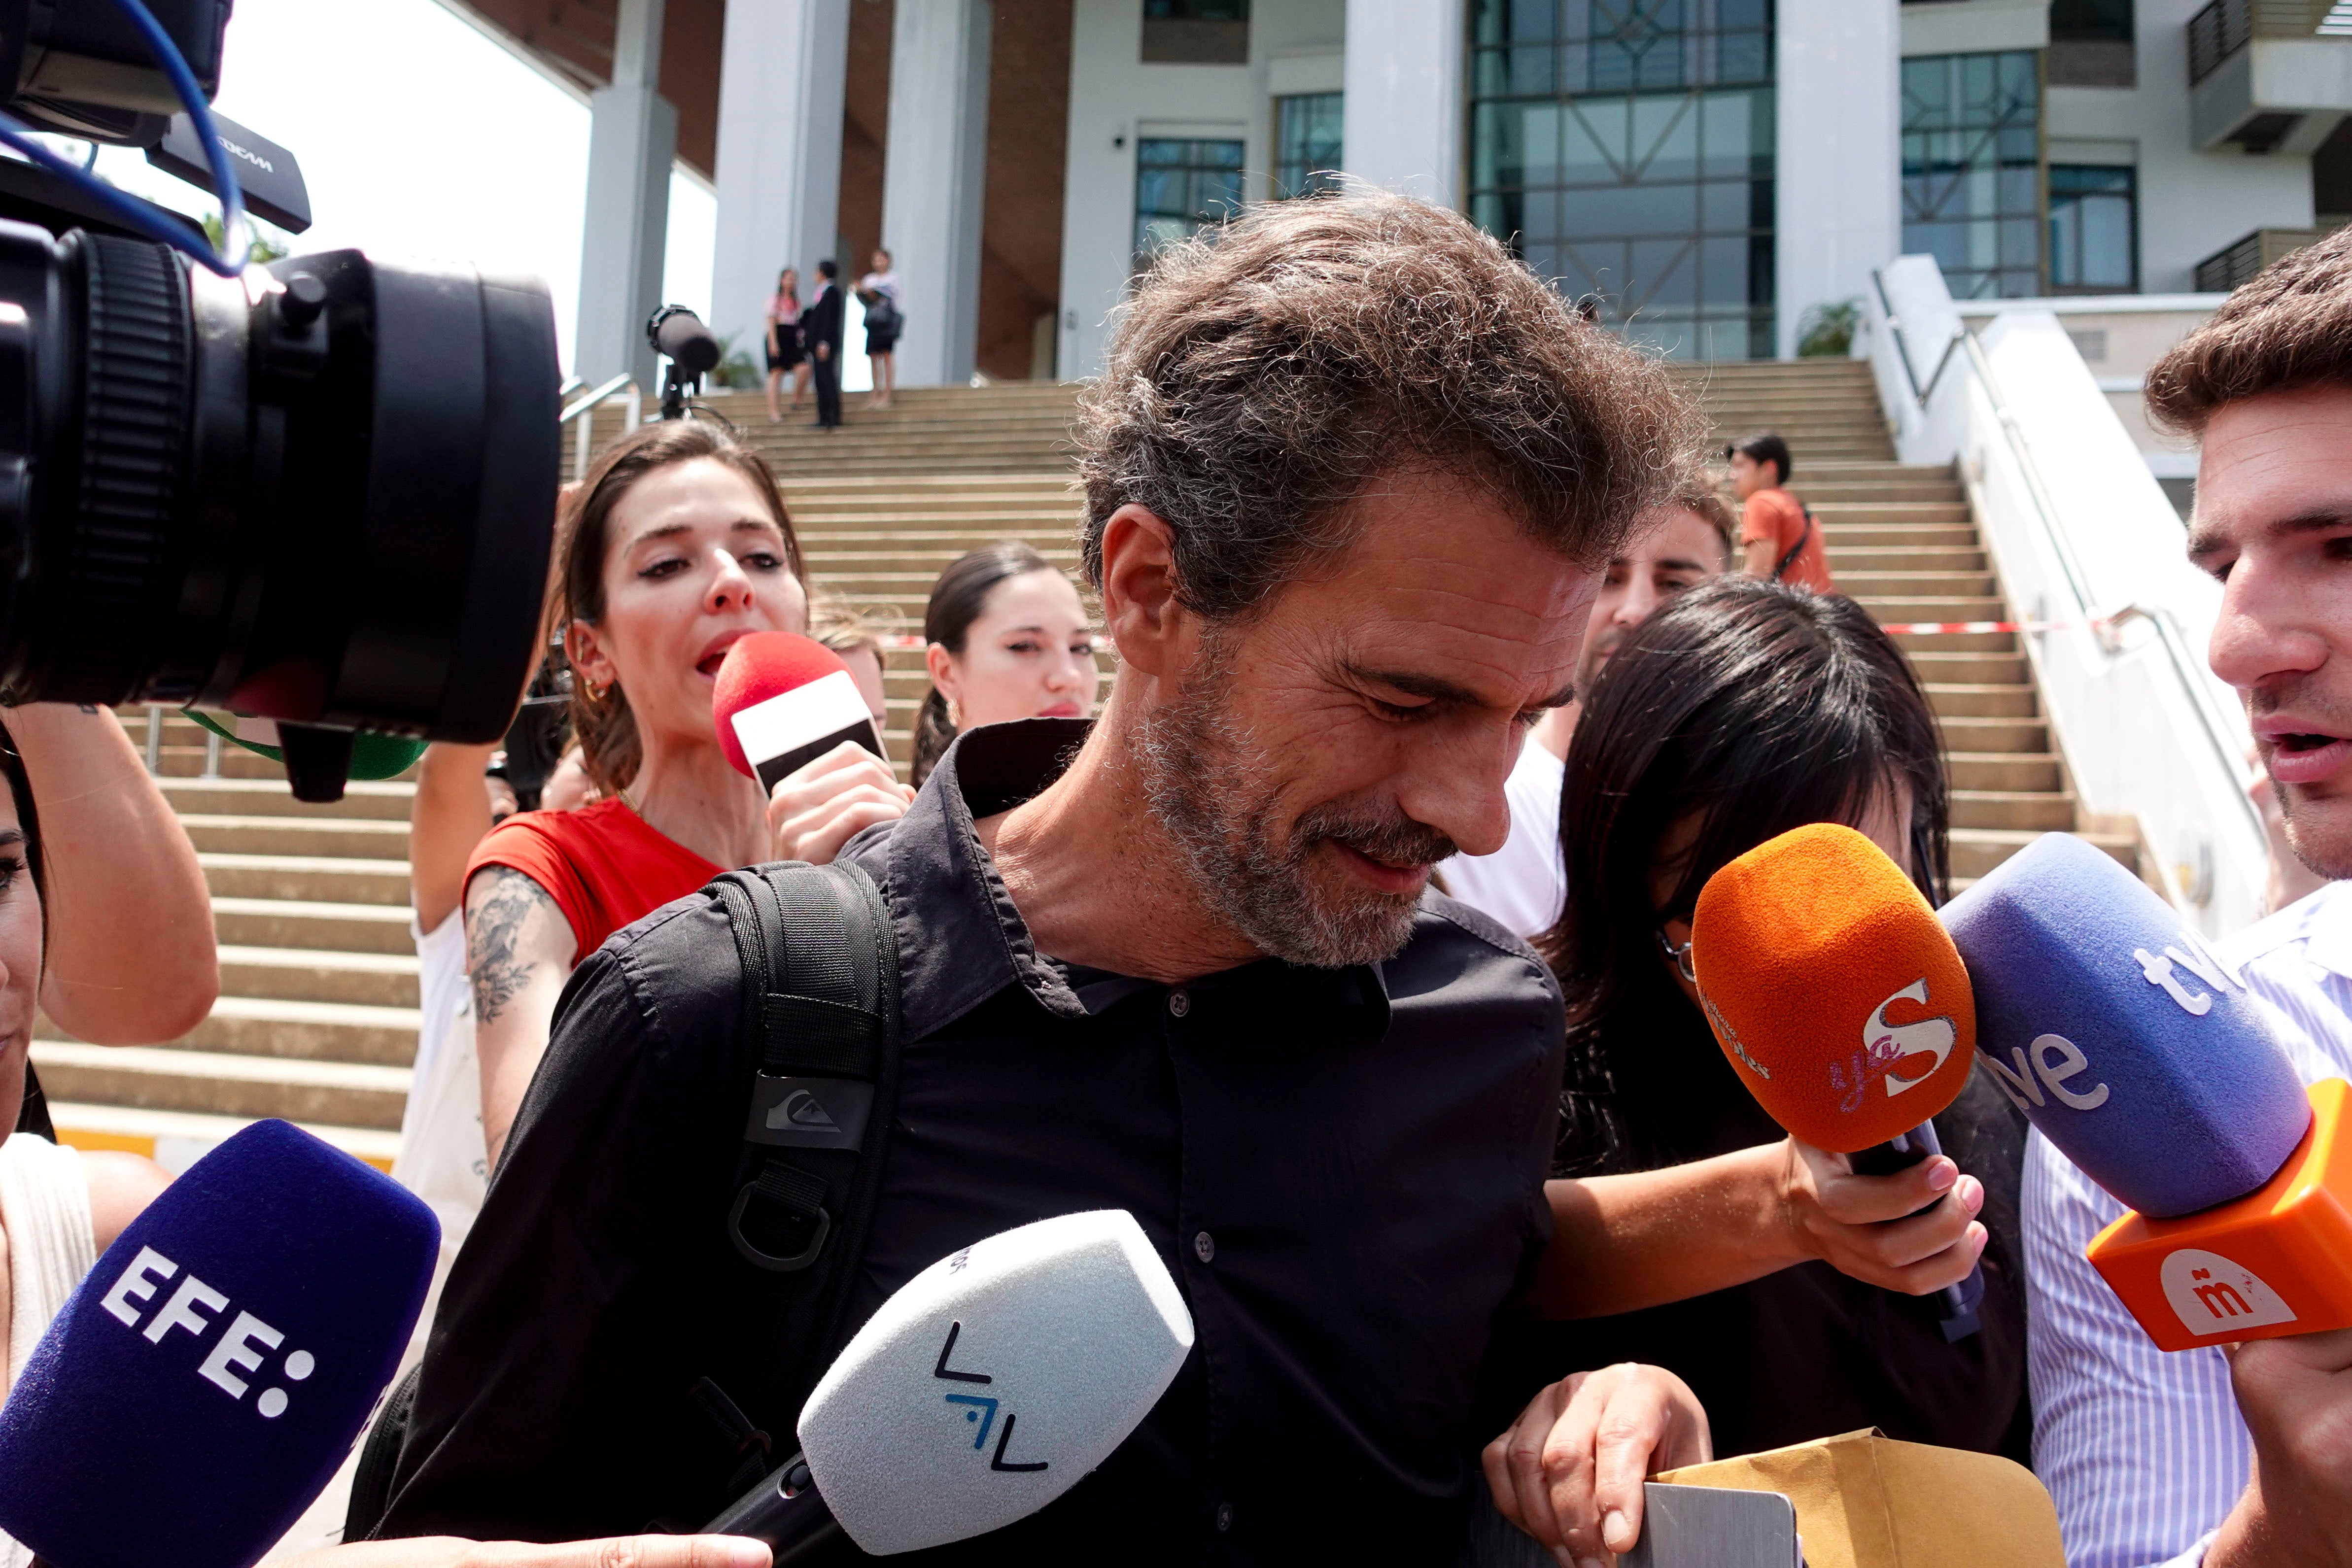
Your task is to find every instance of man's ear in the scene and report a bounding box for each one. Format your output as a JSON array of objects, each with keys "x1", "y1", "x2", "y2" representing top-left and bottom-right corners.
[{"x1": 1098, "y1": 504, "x2": 1183, "y2": 679}]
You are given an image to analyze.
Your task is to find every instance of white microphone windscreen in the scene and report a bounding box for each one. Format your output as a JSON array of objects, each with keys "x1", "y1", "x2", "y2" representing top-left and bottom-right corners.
[{"x1": 797, "y1": 1209, "x2": 1194, "y2": 1555}]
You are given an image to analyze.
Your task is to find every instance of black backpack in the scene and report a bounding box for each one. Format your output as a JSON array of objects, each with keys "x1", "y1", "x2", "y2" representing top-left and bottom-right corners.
[{"x1": 346, "y1": 859, "x2": 902, "y2": 1536}]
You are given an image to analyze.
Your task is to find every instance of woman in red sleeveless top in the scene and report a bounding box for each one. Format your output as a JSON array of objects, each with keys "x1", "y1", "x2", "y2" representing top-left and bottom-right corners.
[{"x1": 464, "y1": 420, "x2": 912, "y2": 1162}]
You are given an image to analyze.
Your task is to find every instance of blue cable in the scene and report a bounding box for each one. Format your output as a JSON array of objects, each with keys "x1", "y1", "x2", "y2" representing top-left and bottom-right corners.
[{"x1": 0, "y1": 0, "x2": 249, "y2": 276}]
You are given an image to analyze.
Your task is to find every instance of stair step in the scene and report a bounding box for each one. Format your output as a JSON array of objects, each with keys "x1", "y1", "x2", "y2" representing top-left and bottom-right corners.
[
  {"x1": 1950, "y1": 790, "x2": 2079, "y2": 830},
  {"x1": 1936, "y1": 716, "x2": 2052, "y2": 753},
  {"x1": 210, "y1": 896, "x2": 416, "y2": 955},
  {"x1": 218, "y1": 944, "x2": 420, "y2": 1008},
  {"x1": 1946, "y1": 751, "x2": 2066, "y2": 792},
  {"x1": 1952, "y1": 828, "x2": 2133, "y2": 879},
  {"x1": 50, "y1": 1101, "x2": 398, "y2": 1173},
  {"x1": 1926, "y1": 683, "x2": 2039, "y2": 719},
  {"x1": 29, "y1": 1041, "x2": 411, "y2": 1130},
  {"x1": 200, "y1": 852, "x2": 411, "y2": 906},
  {"x1": 160, "y1": 777, "x2": 415, "y2": 821},
  {"x1": 178, "y1": 814, "x2": 410, "y2": 859}
]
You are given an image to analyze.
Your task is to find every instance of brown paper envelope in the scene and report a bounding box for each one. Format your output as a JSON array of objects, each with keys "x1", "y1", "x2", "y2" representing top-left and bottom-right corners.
[{"x1": 1658, "y1": 1428, "x2": 2065, "y2": 1568}]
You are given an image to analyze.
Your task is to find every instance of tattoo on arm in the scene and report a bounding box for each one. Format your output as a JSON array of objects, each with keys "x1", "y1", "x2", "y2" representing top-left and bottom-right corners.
[{"x1": 467, "y1": 867, "x2": 558, "y2": 1025}]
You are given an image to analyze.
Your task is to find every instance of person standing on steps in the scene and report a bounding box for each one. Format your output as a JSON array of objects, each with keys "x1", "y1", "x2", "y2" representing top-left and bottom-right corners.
[
  {"x1": 1729, "y1": 431, "x2": 1833, "y2": 593},
  {"x1": 802, "y1": 259, "x2": 845, "y2": 431},
  {"x1": 856, "y1": 247, "x2": 901, "y2": 410},
  {"x1": 761, "y1": 267, "x2": 805, "y2": 424}
]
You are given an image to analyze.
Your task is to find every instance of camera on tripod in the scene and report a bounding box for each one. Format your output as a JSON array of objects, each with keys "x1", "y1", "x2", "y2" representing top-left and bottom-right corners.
[{"x1": 0, "y1": 0, "x2": 560, "y2": 801}]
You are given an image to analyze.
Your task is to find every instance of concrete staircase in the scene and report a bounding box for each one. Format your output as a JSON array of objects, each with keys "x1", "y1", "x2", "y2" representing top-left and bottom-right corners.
[
  {"x1": 34, "y1": 361, "x2": 2127, "y2": 1166},
  {"x1": 35, "y1": 717, "x2": 413, "y2": 1170},
  {"x1": 1668, "y1": 360, "x2": 2133, "y2": 886}
]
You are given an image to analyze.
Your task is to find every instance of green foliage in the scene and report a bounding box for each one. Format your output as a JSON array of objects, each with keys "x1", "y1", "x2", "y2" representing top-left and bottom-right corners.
[
  {"x1": 1796, "y1": 298, "x2": 1863, "y2": 359},
  {"x1": 201, "y1": 210, "x2": 289, "y2": 265},
  {"x1": 707, "y1": 329, "x2": 762, "y2": 390}
]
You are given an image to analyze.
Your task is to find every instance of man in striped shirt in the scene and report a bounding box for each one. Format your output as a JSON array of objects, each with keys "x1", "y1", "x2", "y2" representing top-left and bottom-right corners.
[{"x1": 2028, "y1": 227, "x2": 2352, "y2": 1566}]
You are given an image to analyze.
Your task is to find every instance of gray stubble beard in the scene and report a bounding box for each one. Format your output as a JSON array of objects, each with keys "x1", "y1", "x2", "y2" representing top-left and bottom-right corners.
[{"x1": 1133, "y1": 634, "x2": 1454, "y2": 969}]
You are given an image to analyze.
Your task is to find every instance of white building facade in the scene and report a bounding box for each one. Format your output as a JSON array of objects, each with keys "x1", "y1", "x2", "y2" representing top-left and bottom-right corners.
[{"x1": 639, "y1": 0, "x2": 2352, "y2": 381}]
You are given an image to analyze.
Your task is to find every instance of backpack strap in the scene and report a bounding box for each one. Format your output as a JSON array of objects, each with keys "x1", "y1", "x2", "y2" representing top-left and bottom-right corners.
[
  {"x1": 1774, "y1": 504, "x2": 1816, "y2": 583},
  {"x1": 711, "y1": 859, "x2": 902, "y2": 1413}
]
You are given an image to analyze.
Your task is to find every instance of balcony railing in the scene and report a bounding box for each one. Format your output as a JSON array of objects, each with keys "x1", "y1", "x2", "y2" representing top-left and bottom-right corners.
[
  {"x1": 2188, "y1": 0, "x2": 2343, "y2": 84},
  {"x1": 2193, "y1": 226, "x2": 2338, "y2": 291}
]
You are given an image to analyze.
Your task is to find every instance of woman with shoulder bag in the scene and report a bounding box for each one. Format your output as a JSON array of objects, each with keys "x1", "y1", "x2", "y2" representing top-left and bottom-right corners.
[
  {"x1": 856, "y1": 248, "x2": 900, "y2": 410},
  {"x1": 461, "y1": 420, "x2": 913, "y2": 1165}
]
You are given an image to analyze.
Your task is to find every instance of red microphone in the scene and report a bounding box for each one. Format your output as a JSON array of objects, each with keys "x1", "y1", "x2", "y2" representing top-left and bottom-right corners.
[{"x1": 713, "y1": 631, "x2": 887, "y2": 792}]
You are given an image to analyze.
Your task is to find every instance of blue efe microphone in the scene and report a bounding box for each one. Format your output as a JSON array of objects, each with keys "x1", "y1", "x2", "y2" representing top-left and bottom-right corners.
[
  {"x1": 0, "y1": 1119, "x2": 438, "y2": 1568},
  {"x1": 1939, "y1": 831, "x2": 2310, "y2": 1219}
]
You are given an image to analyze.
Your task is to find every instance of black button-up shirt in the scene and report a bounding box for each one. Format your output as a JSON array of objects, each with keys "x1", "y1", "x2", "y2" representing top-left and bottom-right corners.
[{"x1": 382, "y1": 719, "x2": 1563, "y2": 1564}]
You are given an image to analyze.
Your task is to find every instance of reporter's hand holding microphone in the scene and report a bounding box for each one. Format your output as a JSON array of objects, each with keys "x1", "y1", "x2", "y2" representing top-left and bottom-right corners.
[{"x1": 714, "y1": 633, "x2": 912, "y2": 865}]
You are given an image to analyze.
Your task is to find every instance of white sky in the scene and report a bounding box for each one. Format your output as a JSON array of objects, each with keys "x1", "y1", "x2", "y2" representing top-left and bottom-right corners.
[{"x1": 78, "y1": 0, "x2": 728, "y2": 379}]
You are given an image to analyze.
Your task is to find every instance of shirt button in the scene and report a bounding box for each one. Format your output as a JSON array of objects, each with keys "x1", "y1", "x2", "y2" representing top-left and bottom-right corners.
[
  {"x1": 1168, "y1": 989, "x2": 1190, "y2": 1018},
  {"x1": 1194, "y1": 1230, "x2": 1215, "y2": 1263},
  {"x1": 1215, "y1": 1502, "x2": 1234, "y2": 1533}
]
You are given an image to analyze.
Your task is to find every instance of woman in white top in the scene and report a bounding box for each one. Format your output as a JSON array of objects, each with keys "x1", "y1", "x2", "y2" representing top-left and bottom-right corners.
[
  {"x1": 0, "y1": 727, "x2": 175, "y2": 1568},
  {"x1": 0, "y1": 726, "x2": 775, "y2": 1566},
  {"x1": 855, "y1": 247, "x2": 900, "y2": 410}
]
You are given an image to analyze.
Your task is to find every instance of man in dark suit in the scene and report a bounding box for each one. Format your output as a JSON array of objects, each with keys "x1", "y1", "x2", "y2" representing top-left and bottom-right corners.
[{"x1": 802, "y1": 258, "x2": 845, "y2": 429}]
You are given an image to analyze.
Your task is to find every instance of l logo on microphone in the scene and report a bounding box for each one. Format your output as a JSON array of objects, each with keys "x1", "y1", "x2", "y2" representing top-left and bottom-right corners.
[{"x1": 931, "y1": 1320, "x2": 1049, "y2": 1473}]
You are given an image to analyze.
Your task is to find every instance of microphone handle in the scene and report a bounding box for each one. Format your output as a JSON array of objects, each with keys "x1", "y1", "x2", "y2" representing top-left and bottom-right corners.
[
  {"x1": 1849, "y1": 1120, "x2": 1985, "y2": 1343},
  {"x1": 704, "y1": 1455, "x2": 847, "y2": 1563}
]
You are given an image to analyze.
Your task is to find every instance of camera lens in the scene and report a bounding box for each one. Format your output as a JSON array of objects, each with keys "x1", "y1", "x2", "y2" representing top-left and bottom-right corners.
[{"x1": 0, "y1": 218, "x2": 559, "y2": 799}]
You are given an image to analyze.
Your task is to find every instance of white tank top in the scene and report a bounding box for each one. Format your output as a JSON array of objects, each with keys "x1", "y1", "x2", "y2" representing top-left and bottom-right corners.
[{"x1": 0, "y1": 1133, "x2": 93, "y2": 1568}]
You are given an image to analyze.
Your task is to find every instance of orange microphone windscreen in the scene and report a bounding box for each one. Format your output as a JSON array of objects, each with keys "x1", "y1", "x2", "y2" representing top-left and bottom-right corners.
[{"x1": 1690, "y1": 822, "x2": 1977, "y2": 1153}]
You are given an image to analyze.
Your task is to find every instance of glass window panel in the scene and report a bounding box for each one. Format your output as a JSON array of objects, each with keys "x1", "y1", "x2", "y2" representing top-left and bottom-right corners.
[
  {"x1": 1132, "y1": 138, "x2": 1245, "y2": 260},
  {"x1": 1634, "y1": 93, "x2": 1699, "y2": 180},
  {"x1": 2049, "y1": 164, "x2": 2137, "y2": 290},
  {"x1": 1473, "y1": 103, "x2": 1526, "y2": 188},
  {"x1": 1700, "y1": 178, "x2": 1748, "y2": 231},
  {"x1": 1523, "y1": 187, "x2": 1562, "y2": 240},
  {"x1": 1276, "y1": 92, "x2": 1346, "y2": 198},
  {"x1": 1559, "y1": 103, "x2": 1617, "y2": 181},
  {"x1": 1635, "y1": 238, "x2": 1697, "y2": 306},
  {"x1": 1474, "y1": 47, "x2": 1509, "y2": 97},
  {"x1": 1521, "y1": 104, "x2": 1562, "y2": 184},
  {"x1": 1901, "y1": 50, "x2": 2041, "y2": 297},
  {"x1": 2080, "y1": 196, "x2": 2132, "y2": 285},
  {"x1": 1470, "y1": 0, "x2": 1774, "y2": 354},
  {"x1": 1512, "y1": 43, "x2": 1557, "y2": 95}
]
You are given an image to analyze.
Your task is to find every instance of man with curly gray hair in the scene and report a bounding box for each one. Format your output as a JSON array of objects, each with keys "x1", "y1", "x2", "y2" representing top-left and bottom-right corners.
[{"x1": 377, "y1": 195, "x2": 1991, "y2": 1567}]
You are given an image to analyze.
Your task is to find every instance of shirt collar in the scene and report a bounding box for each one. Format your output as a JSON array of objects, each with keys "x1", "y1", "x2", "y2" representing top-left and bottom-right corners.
[
  {"x1": 880, "y1": 716, "x2": 1392, "y2": 1044},
  {"x1": 2293, "y1": 881, "x2": 2352, "y2": 981}
]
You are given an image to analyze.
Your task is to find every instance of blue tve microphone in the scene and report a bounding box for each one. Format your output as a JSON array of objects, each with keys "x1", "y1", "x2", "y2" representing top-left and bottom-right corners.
[
  {"x1": 1939, "y1": 831, "x2": 2311, "y2": 1220},
  {"x1": 0, "y1": 1119, "x2": 438, "y2": 1568}
]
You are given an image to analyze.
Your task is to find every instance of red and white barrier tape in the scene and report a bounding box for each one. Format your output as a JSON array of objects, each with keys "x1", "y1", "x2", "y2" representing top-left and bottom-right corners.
[
  {"x1": 1876, "y1": 618, "x2": 2100, "y2": 636},
  {"x1": 872, "y1": 624, "x2": 2085, "y2": 645}
]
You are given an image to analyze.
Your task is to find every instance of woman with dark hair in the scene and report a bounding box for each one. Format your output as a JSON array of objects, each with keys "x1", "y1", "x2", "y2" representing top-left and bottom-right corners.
[
  {"x1": 0, "y1": 733, "x2": 178, "y2": 1568},
  {"x1": 1477, "y1": 578, "x2": 2029, "y2": 1557},
  {"x1": 909, "y1": 542, "x2": 1100, "y2": 787},
  {"x1": 462, "y1": 420, "x2": 911, "y2": 1163}
]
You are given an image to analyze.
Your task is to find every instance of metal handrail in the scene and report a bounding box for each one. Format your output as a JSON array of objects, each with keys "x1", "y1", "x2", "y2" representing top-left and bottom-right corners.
[
  {"x1": 1869, "y1": 269, "x2": 1963, "y2": 410},
  {"x1": 559, "y1": 373, "x2": 640, "y2": 481},
  {"x1": 1957, "y1": 332, "x2": 2267, "y2": 846}
]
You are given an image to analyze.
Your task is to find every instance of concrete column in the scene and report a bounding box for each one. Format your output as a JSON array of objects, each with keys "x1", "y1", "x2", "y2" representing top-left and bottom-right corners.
[
  {"x1": 1775, "y1": 5, "x2": 1900, "y2": 359},
  {"x1": 881, "y1": 0, "x2": 993, "y2": 387},
  {"x1": 1341, "y1": 0, "x2": 1465, "y2": 207},
  {"x1": 712, "y1": 0, "x2": 852, "y2": 361},
  {"x1": 575, "y1": 0, "x2": 675, "y2": 389}
]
